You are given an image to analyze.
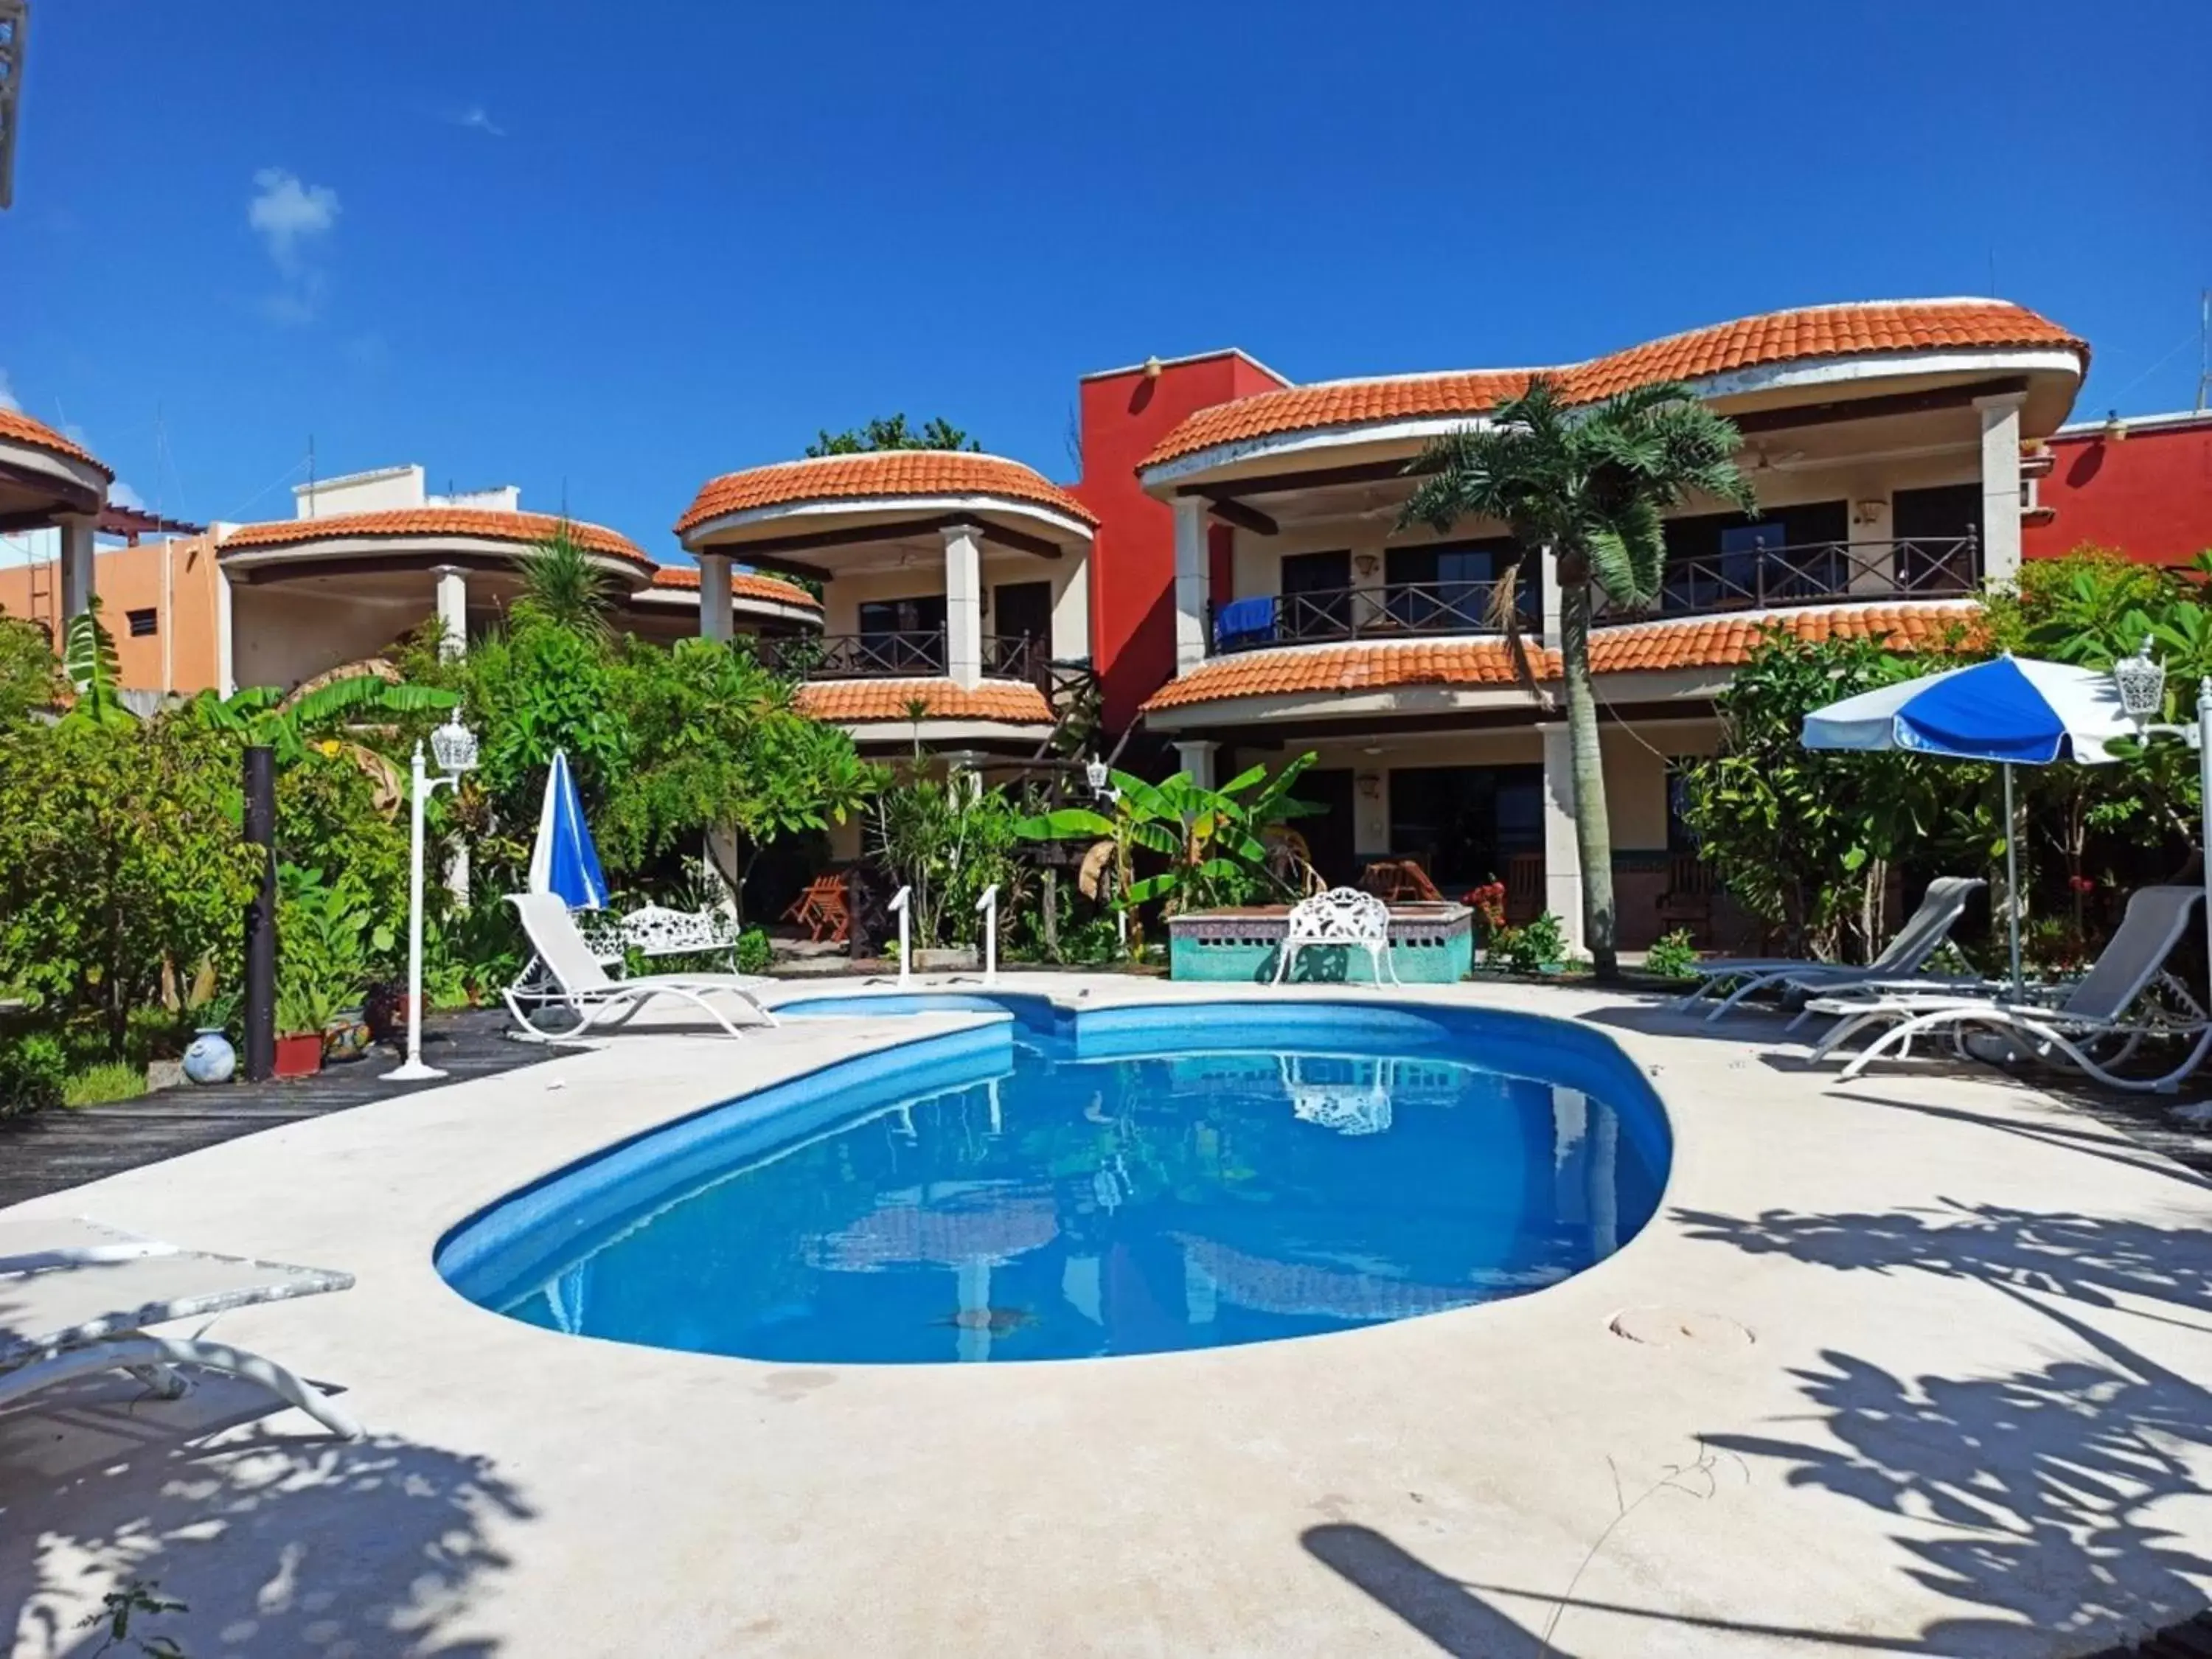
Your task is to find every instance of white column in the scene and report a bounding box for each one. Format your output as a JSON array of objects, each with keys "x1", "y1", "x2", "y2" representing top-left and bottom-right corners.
[
  {"x1": 56, "y1": 511, "x2": 97, "y2": 623},
  {"x1": 1537, "y1": 543, "x2": 1563, "y2": 649},
  {"x1": 942, "y1": 523, "x2": 984, "y2": 688},
  {"x1": 1539, "y1": 721, "x2": 1585, "y2": 953},
  {"x1": 1172, "y1": 497, "x2": 1211, "y2": 672},
  {"x1": 1173, "y1": 739, "x2": 1217, "y2": 790},
  {"x1": 1976, "y1": 391, "x2": 2026, "y2": 590},
  {"x1": 695, "y1": 552, "x2": 734, "y2": 641},
  {"x1": 215, "y1": 563, "x2": 237, "y2": 698},
  {"x1": 434, "y1": 566, "x2": 468, "y2": 661}
]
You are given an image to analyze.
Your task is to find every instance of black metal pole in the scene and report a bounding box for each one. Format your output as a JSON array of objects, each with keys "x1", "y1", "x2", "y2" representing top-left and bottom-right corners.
[{"x1": 243, "y1": 745, "x2": 276, "y2": 1082}]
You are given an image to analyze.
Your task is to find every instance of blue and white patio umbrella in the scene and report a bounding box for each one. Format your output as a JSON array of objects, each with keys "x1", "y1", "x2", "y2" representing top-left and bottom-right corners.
[
  {"x1": 526, "y1": 749, "x2": 611, "y2": 911},
  {"x1": 1801, "y1": 654, "x2": 2136, "y2": 998}
]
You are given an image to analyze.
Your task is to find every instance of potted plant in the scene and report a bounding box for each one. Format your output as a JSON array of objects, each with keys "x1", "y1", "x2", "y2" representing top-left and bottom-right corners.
[{"x1": 274, "y1": 865, "x2": 377, "y2": 1079}]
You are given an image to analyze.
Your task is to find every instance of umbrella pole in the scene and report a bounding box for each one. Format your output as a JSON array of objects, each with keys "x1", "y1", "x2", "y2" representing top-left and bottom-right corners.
[{"x1": 2004, "y1": 762, "x2": 2024, "y2": 1001}]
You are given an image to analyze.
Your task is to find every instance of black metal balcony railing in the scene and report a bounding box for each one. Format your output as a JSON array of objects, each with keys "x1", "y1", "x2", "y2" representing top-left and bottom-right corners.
[
  {"x1": 1595, "y1": 534, "x2": 1981, "y2": 622},
  {"x1": 759, "y1": 629, "x2": 1054, "y2": 686},
  {"x1": 1211, "y1": 580, "x2": 1529, "y2": 655}
]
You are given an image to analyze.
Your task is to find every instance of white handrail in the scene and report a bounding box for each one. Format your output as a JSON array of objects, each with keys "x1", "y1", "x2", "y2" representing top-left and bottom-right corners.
[
  {"x1": 976, "y1": 883, "x2": 999, "y2": 985},
  {"x1": 888, "y1": 885, "x2": 912, "y2": 988}
]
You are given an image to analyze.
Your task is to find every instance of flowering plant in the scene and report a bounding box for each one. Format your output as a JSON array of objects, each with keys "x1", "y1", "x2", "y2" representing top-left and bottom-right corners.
[{"x1": 1464, "y1": 881, "x2": 1507, "y2": 938}]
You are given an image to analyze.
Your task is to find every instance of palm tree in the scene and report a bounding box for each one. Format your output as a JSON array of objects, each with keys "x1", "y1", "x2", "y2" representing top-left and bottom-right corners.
[
  {"x1": 512, "y1": 520, "x2": 616, "y2": 643},
  {"x1": 1400, "y1": 377, "x2": 1753, "y2": 980}
]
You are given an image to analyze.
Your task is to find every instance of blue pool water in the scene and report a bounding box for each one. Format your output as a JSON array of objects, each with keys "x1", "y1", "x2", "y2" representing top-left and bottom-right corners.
[{"x1": 438, "y1": 998, "x2": 1669, "y2": 1365}]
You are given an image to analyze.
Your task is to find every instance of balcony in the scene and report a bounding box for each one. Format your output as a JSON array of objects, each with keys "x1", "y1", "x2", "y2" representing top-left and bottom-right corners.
[
  {"x1": 1596, "y1": 534, "x2": 1980, "y2": 622},
  {"x1": 1211, "y1": 580, "x2": 1525, "y2": 655},
  {"x1": 759, "y1": 628, "x2": 1052, "y2": 685},
  {"x1": 1208, "y1": 538, "x2": 1980, "y2": 655}
]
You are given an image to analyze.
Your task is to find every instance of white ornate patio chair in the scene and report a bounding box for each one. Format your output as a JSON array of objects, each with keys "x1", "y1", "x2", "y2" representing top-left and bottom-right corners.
[{"x1": 1272, "y1": 886, "x2": 1401, "y2": 987}]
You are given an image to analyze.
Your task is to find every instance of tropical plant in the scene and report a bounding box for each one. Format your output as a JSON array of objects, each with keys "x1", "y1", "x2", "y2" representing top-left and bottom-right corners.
[
  {"x1": 63, "y1": 1060, "x2": 147, "y2": 1107},
  {"x1": 0, "y1": 611, "x2": 59, "y2": 723},
  {"x1": 0, "y1": 714, "x2": 263, "y2": 1056},
  {"x1": 1679, "y1": 628, "x2": 1965, "y2": 961},
  {"x1": 512, "y1": 520, "x2": 619, "y2": 644},
  {"x1": 1015, "y1": 756, "x2": 1321, "y2": 942},
  {"x1": 805, "y1": 414, "x2": 980, "y2": 456},
  {"x1": 1495, "y1": 911, "x2": 1569, "y2": 975},
  {"x1": 599, "y1": 637, "x2": 881, "y2": 915},
  {"x1": 1641, "y1": 928, "x2": 1701, "y2": 981},
  {"x1": 869, "y1": 766, "x2": 1024, "y2": 949},
  {"x1": 1400, "y1": 377, "x2": 1754, "y2": 979},
  {"x1": 184, "y1": 667, "x2": 458, "y2": 765},
  {"x1": 59, "y1": 598, "x2": 134, "y2": 731},
  {"x1": 273, "y1": 863, "x2": 383, "y2": 1034}
]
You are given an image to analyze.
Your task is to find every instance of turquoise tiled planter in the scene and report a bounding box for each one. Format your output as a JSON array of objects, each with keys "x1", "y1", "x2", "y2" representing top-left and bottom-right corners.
[{"x1": 1168, "y1": 904, "x2": 1475, "y2": 984}]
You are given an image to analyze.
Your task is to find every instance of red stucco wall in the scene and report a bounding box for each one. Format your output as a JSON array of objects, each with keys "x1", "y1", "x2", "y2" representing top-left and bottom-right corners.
[
  {"x1": 2025, "y1": 416, "x2": 2212, "y2": 566},
  {"x1": 1071, "y1": 352, "x2": 1288, "y2": 732}
]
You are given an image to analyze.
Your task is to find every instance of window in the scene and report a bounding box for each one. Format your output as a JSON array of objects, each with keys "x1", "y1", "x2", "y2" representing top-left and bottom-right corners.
[
  {"x1": 1385, "y1": 536, "x2": 1536, "y2": 629},
  {"x1": 855, "y1": 594, "x2": 947, "y2": 672},
  {"x1": 1665, "y1": 759, "x2": 1700, "y2": 853},
  {"x1": 125, "y1": 608, "x2": 159, "y2": 638},
  {"x1": 857, "y1": 594, "x2": 947, "y2": 638},
  {"x1": 1276, "y1": 550, "x2": 1351, "y2": 638}
]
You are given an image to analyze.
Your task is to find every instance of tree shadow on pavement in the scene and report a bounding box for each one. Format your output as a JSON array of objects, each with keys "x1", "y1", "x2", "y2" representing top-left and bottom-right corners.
[
  {"x1": 1675, "y1": 1199, "x2": 2212, "y2": 1654},
  {"x1": 0, "y1": 1371, "x2": 529, "y2": 1658}
]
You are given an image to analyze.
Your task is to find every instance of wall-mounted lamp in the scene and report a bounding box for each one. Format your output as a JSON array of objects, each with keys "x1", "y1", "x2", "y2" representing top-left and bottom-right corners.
[
  {"x1": 2103, "y1": 409, "x2": 2129, "y2": 444},
  {"x1": 1852, "y1": 498, "x2": 1885, "y2": 527},
  {"x1": 1353, "y1": 552, "x2": 1380, "y2": 579},
  {"x1": 1357, "y1": 772, "x2": 1382, "y2": 800},
  {"x1": 1142, "y1": 355, "x2": 1164, "y2": 380}
]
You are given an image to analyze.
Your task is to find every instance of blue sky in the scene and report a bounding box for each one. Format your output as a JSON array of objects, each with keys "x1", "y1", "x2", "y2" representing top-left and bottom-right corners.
[{"x1": 7, "y1": 1, "x2": 2209, "y2": 558}]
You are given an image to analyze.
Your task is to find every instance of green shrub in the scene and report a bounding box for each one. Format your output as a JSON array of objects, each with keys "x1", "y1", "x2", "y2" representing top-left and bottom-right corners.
[
  {"x1": 1498, "y1": 911, "x2": 1569, "y2": 975},
  {"x1": 1642, "y1": 928, "x2": 1701, "y2": 981},
  {"x1": 63, "y1": 1060, "x2": 147, "y2": 1107},
  {"x1": 0, "y1": 1028, "x2": 68, "y2": 1116},
  {"x1": 735, "y1": 925, "x2": 772, "y2": 975}
]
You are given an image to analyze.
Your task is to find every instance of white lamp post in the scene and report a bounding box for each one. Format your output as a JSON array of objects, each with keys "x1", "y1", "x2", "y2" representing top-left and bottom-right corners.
[
  {"x1": 976, "y1": 883, "x2": 999, "y2": 985},
  {"x1": 388, "y1": 714, "x2": 478, "y2": 1081},
  {"x1": 888, "y1": 885, "x2": 913, "y2": 989}
]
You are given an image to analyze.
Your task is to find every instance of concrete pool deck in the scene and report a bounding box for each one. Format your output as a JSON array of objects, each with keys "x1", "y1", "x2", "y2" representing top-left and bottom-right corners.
[{"x1": 4, "y1": 977, "x2": 2211, "y2": 1658}]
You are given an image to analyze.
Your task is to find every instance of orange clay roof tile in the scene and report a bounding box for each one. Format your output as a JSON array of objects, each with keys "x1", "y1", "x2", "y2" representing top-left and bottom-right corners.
[
  {"x1": 678, "y1": 451, "x2": 1095, "y2": 536},
  {"x1": 795, "y1": 678, "x2": 1054, "y2": 724},
  {"x1": 1138, "y1": 602, "x2": 1978, "y2": 712},
  {"x1": 0, "y1": 408, "x2": 114, "y2": 478},
  {"x1": 220, "y1": 508, "x2": 653, "y2": 570},
  {"x1": 1139, "y1": 300, "x2": 2086, "y2": 470},
  {"x1": 645, "y1": 563, "x2": 820, "y2": 609}
]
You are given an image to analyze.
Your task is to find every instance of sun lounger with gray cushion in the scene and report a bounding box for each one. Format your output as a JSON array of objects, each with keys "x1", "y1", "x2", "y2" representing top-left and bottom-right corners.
[
  {"x1": 1677, "y1": 876, "x2": 1984, "y2": 1024},
  {"x1": 0, "y1": 1217, "x2": 362, "y2": 1439},
  {"x1": 1806, "y1": 884, "x2": 2212, "y2": 1093}
]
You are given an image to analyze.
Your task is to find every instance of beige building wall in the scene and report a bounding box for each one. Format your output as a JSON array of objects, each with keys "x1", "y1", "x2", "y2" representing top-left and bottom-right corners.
[
  {"x1": 0, "y1": 535, "x2": 226, "y2": 695},
  {"x1": 230, "y1": 584, "x2": 422, "y2": 692},
  {"x1": 820, "y1": 547, "x2": 1089, "y2": 662}
]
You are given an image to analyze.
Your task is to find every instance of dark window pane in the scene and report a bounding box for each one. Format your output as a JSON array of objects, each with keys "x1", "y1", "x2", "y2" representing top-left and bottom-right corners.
[{"x1": 125, "y1": 608, "x2": 158, "y2": 638}]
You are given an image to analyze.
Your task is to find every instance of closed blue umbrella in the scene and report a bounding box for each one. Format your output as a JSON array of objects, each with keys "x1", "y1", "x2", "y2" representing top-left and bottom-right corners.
[
  {"x1": 1801, "y1": 654, "x2": 2134, "y2": 998},
  {"x1": 527, "y1": 750, "x2": 610, "y2": 911}
]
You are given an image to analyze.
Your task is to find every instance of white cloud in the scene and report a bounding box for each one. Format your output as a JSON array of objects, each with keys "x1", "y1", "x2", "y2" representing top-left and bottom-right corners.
[
  {"x1": 248, "y1": 169, "x2": 339, "y2": 325},
  {"x1": 248, "y1": 168, "x2": 339, "y2": 274},
  {"x1": 0, "y1": 369, "x2": 17, "y2": 413},
  {"x1": 455, "y1": 105, "x2": 506, "y2": 138}
]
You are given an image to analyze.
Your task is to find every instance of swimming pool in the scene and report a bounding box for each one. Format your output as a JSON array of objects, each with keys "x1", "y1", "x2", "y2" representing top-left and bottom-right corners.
[{"x1": 437, "y1": 997, "x2": 1670, "y2": 1365}]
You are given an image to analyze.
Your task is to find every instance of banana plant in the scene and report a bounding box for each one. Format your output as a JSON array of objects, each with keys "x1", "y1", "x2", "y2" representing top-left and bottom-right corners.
[
  {"x1": 58, "y1": 599, "x2": 134, "y2": 731},
  {"x1": 185, "y1": 665, "x2": 459, "y2": 765},
  {"x1": 1016, "y1": 752, "x2": 1321, "y2": 919}
]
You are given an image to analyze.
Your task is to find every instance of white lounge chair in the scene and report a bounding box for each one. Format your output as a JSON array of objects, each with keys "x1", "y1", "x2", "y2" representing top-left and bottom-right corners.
[
  {"x1": 1677, "y1": 876, "x2": 1984, "y2": 1024},
  {"x1": 0, "y1": 1217, "x2": 361, "y2": 1439},
  {"x1": 504, "y1": 891, "x2": 780, "y2": 1040},
  {"x1": 1273, "y1": 887, "x2": 1400, "y2": 987},
  {"x1": 1806, "y1": 884, "x2": 2212, "y2": 1093}
]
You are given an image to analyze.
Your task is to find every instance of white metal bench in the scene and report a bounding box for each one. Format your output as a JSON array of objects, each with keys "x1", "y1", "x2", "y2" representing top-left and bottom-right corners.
[{"x1": 1272, "y1": 886, "x2": 1400, "y2": 987}]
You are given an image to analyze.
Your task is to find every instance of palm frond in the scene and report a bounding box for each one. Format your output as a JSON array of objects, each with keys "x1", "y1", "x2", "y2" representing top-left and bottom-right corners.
[
  {"x1": 512, "y1": 521, "x2": 616, "y2": 642},
  {"x1": 58, "y1": 599, "x2": 133, "y2": 730}
]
